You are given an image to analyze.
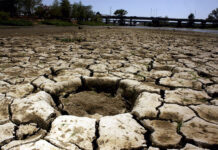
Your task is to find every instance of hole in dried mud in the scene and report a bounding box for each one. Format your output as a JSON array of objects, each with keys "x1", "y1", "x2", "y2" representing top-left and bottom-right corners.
[{"x1": 60, "y1": 91, "x2": 127, "y2": 117}]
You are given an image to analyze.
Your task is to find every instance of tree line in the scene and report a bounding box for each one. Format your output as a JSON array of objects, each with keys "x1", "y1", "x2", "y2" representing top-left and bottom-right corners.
[
  {"x1": 0, "y1": 0, "x2": 99, "y2": 21},
  {"x1": 0, "y1": 0, "x2": 217, "y2": 26},
  {"x1": 0, "y1": 0, "x2": 217, "y2": 21}
]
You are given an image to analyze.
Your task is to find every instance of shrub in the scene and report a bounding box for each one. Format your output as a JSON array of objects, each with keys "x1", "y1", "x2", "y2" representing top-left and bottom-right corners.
[
  {"x1": 41, "y1": 19, "x2": 75, "y2": 26},
  {"x1": 78, "y1": 21, "x2": 110, "y2": 26},
  {"x1": 0, "y1": 19, "x2": 33, "y2": 26}
]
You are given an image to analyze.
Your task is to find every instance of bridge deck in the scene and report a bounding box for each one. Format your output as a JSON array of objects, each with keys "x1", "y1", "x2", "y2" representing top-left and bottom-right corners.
[{"x1": 102, "y1": 16, "x2": 218, "y2": 23}]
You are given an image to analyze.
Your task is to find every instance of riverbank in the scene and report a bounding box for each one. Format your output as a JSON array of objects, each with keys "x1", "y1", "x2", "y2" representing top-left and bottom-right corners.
[{"x1": 1, "y1": 25, "x2": 218, "y2": 37}]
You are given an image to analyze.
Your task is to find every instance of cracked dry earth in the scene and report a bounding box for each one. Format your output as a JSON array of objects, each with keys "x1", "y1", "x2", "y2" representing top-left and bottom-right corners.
[{"x1": 0, "y1": 26, "x2": 218, "y2": 150}]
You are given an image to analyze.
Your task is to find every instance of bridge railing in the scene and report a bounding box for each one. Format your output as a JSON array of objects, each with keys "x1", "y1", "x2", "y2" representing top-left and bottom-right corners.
[{"x1": 101, "y1": 15, "x2": 218, "y2": 27}]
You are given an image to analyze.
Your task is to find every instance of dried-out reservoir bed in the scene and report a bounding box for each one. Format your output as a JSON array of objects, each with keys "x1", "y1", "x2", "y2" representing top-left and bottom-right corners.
[{"x1": 0, "y1": 26, "x2": 218, "y2": 150}]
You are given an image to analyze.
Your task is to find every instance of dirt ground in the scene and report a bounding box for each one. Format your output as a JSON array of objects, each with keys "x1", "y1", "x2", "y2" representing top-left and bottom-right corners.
[
  {"x1": 0, "y1": 25, "x2": 218, "y2": 150},
  {"x1": 0, "y1": 24, "x2": 216, "y2": 37},
  {"x1": 60, "y1": 91, "x2": 126, "y2": 117},
  {"x1": 0, "y1": 25, "x2": 114, "y2": 37}
]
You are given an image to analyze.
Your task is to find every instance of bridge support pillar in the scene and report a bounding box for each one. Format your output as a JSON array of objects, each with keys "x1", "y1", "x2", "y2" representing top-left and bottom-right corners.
[
  {"x1": 130, "y1": 19, "x2": 132, "y2": 26},
  {"x1": 152, "y1": 19, "x2": 159, "y2": 27},
  {"x1": 201, "y1": 21, "x2": 206, "y2": 28},
  {"x1": 214, "y1": 23, "x2": 218, "y2": 28},
  {"x1": 106, "y1": 18, "x2": 109, "y2": 24},
  {"x1": 177, "y1": 20, "x2": 182, "y2": 27}
]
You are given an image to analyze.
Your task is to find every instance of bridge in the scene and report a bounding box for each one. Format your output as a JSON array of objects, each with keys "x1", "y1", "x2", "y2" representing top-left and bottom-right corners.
[{"x1": 101, "y1": 16, "x2": 218, "y2": 27}]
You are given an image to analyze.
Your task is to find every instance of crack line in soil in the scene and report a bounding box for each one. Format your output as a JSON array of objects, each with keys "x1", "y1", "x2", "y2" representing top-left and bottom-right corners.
[
  {"x1": 92, "y1": 120, "x2": 100, "y2": 150},
  {"x1": 156, "y1": 101, "x2": 165, "y2": 119},
  {"x1": 43, "y1": 139, "x2": 69, "y2": 150},
  {"x1": 188, "y1": 106, "x2": 218, "y2": 126},
  {"x1": 178, "y1": 118, "x2": 218, "y2": 150},
  {"x1": 175, "y1": 122, "x2": 188, "y2": 149},
  {"x1": 132, "y1": 114, "x2": 152, "y2": 149}
]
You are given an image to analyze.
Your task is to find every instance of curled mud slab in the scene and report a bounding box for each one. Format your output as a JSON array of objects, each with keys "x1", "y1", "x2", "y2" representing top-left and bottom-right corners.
[{"x1": 0, "y1": 26, "x2": 218, "y2": 150}]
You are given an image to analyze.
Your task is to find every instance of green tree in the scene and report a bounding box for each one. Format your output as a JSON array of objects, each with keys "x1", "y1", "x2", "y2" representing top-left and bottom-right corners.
[
  {"x1": 188, "y1": 13, "x2": 195, "y2": 27},
  {"x1": 188, "y1": 13, "x2": 195, "y2": 20},
  {"x1": 94, "y1": 11, "x2": 102, "y2": 22},
  {"x1": 35, "y1": 4, "x2": 49, "y2": 18},
  {"x1": 114, "y1": 9, "x2": 128, "y2": 17},
  {"x1": 114, "y1": 9, "x2": 128, "y2": 25},
  {"x1": 22, "y1": 0, "x2": 42, "y2": 16},
  {"x1": 49, "y1": 0, "x2": 61, "y2": 18},
  {"x1": 207, "y1": 8, "x2": 218, "y2": 20},
  {"x1": 0, "y1": 0, "x2": 20, "y2": 16},
  {"x1": 71, "y1": 2, "x2": 94, "y2": 21},
  {"x1": 60, "y1": 0, "x2": 71, "y2": 18}
]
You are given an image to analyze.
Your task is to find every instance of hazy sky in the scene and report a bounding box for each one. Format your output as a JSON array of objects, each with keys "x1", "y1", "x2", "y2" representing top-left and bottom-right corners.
[{"x1": 43, "y1": 0, "x2": 218, "y2": 19}]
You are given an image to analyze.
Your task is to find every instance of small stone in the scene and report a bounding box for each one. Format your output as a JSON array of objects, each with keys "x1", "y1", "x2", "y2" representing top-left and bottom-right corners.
[
  {"x1": 165, "y1": 88, "x2": 210, "y2": 105},
  {"x1": 16, "y1": 123, "x2": 38, "y2": 139},
  {"x1": 98, "y1": 113, "x2": 146, "y2": 150},
  {"x1": 142, "y1": 120, "x2": 182, "y2": 148},
  {"x1": 9, "y1": 140, "x2": 62, "y2": 150},
  {"x1": 181, "y1": 117, "x2": 218, "y2": 145},
  {"x1": 191, "y1": 104, "x2": 218, "y2": 124},
  {"x1": 159, "y1": 104, "x2": 196, "y2": 122},
  {"x1": 132, "y1": 92, "x2": 162, "y2": 119},
  {"x1": 0, "y1": 122, "x2": 15, "y2": 146},
  {"x1": 45, "y1": 115, "x2": 96, "y2": 150},
  {"x1": 11, "y1": 91, "x2": 56, "y2": 129}
]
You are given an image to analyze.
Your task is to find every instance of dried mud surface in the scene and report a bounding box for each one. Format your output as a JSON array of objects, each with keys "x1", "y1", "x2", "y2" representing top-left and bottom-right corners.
[
  {"x1": 60, "y1": 91, "x2": 126, "y2": 117},
  {"x1": 0, "y1": 26, "x2": 218, "y2": 150}
]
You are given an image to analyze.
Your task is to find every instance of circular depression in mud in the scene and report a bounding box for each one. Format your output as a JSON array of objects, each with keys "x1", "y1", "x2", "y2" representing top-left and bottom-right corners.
[
  {"x1": 60, "y1": 91, "x2": 126, "y2": 117},
  {"x1": 58, "y1": 77, "x2": 136, "y2": 118}
]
